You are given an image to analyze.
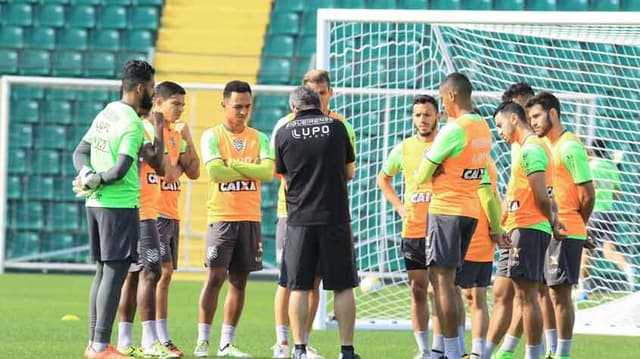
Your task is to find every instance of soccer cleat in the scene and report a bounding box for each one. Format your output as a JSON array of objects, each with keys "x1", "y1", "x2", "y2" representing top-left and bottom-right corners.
[
  {"x1": 86, "y1": 344, "x2": 133, "y2": 358},
  {"x1": 163, "y1": 341, "x2": 183, "y2": 357},
  {"x1": 413, "y1": 349, "x2": 429, "y2": 359},
  {"x1": 270, "y1": 342, "x2": 289, "y2": 358},
  {"x1": 430, "y1": 349, "x2": 445, "y2": 359},
  {"x1": 491, "y1": 350, "x2": 514, "y2": 359},
  {"x1": 461, "y1": 354, "x2": 470, "y2": 359},
  {"x1": 217, "y1": 343, "x2": 252, "y2": 357},
  {"x1": 193, "y1": 340, "x2": 209, "y2": 358},
  {"x1": 143, "y1": 341, "x2": 180, "y2": 358},
  {"x1": 117, "y1": 345, "x2": 145, "y2": 358},
  {"x1": 544, "y1": 354, "x2": 555, "y2": 359},
  {"x1": 306, "y1": 345, "x2": 324, "y2": 359},
  {"x1": 291, "y1": 349, "x2": 307, "y2": 359},
  {"x1": 338, "y1": 352, "x2": 361, "y2": 359}
]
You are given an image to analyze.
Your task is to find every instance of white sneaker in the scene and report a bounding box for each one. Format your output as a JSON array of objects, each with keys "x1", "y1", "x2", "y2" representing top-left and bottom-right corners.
[
  {"x1": 271, "y1": 342, "x2": 289, "y2": 358},
  {"x1": 217, "y1": 343, "x2": 251, "y2": 358},
  {"x1": 143, "y1": 341, "x2": 180, "y2": 358},
  {"x1": 413, "y1": 349, "x2": 429, "y2": 359},
  {"x1": 193, "y1": 340, "x2": 209, "y2": 357},
  {"x1": 306, "y1": 346, "x2": 324, "y2": 359}
]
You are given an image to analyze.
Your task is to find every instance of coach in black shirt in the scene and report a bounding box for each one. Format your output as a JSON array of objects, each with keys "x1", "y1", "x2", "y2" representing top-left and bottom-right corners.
[{"x1": 274, "y1": 86, "x2": 359, "y2": 359}]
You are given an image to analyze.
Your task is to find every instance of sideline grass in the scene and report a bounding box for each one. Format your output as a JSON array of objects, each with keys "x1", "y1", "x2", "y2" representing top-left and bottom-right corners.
[{"x1": 1, "y1": 273, "x2": 638, "y2": 358}]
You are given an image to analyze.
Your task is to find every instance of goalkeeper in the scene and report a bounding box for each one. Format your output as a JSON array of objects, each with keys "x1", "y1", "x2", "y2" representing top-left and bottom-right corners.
[{"x1": 72, "y1": 60, "x2": 155, "y2": 358}]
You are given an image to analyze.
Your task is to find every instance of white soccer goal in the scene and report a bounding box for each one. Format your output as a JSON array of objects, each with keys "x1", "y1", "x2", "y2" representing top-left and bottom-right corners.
[{"x1": 316, "y1": 10, "x2": 640, "y2": 336}]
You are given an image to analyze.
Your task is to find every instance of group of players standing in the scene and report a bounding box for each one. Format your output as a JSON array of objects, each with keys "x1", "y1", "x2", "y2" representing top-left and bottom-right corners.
[{"x1": 72, "y1": 58, "x2": 596, "y2": 359}]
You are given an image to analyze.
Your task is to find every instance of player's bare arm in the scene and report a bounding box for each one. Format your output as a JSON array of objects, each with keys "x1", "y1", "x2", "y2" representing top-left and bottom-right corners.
[
  {"x1": 376, "y1": 170, "x2": 406, "y2": 218},
  {"x1": 175, "y1": 121, "x2": 201, "y2": 180},
  {"x1": 141, "y1": 112, "x2": 165, "y2": 176},
  {"x1": 528, "y1": 171, "x2": 556, "y2": 236},
  {"x1": 576, "y1": 182, "x2": 596, "y2": 224}
]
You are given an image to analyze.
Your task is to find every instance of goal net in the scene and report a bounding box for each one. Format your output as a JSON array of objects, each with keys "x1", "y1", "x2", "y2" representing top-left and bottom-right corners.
[{"x1": 316, "y1": 10, "x2": 640, "y2": 335}]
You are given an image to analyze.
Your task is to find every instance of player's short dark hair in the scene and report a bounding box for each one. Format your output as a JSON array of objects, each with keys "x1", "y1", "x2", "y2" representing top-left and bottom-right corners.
[
  {"x1": 442, "y1": 72, "x2": 472, "y2": 99},
  {"x1": 155, "y1": 81, "x2": 186, "y2": 100},
  {"x1": 289, "y1": 86, "x2": 321, "y2": 110},
  {"x1": 121, "y1": 60, "x2": 155, "y2": 92},
  {"x1": 303, "y1": 69, "x2": 331, "y2": 88},
  {"x1": 493, "y1": 101, "x2": 527, "y2": 124},
  {"x1": 525, "y1": 91, "x2": 561, "y2": 118},
  {"x1": 223, "y1": 80, "x2": 252, "y2": 98},
  {"x1": 502, "y1": 82, "x2": 535, "y2": 102},
  {"x1": 412, "y1": 94, "x2": 438, "y2": 110}
]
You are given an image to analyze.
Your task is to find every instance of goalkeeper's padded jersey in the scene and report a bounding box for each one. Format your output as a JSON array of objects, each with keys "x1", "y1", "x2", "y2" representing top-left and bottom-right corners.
[
  {"x1": 139, "y1": 120, "x2": 161, "y2": 221},
  {"x1": 201, "y1": 124, "x2": 271, "y2": 223},
  {"x1": 465, "y1": 157, "x2": 497, "y2": 262},
  {"x1": 382, "y1": 135, "x2": 433, "y2": 239},
  {"x1": 550, "y1": 131, "x2": 592, "y2": 239},
  {"x1": 272, "y1": 110, "x2": 355, "y2": 218},
  {"x1": 504, "y1": 135, "x2": 554, "y2": 234},
  {"x1": 157, "y1": 125, "x2": 187, "y2": 220},
  {"x1": 82, "y1": 101, "x2": 144, "y2": 208},
  {"x1": 426, "y1": 113, "x2": 492, "y2": 219}
]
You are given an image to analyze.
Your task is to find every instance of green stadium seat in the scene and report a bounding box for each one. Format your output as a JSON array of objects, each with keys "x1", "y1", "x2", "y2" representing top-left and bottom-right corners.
[
  {"x1": 36, "y1": 125, "x2": 67, "y2": 149},
  {"x1": 25, "y1": 176, "x2": 55, "y2": 200},
  {"x1": 68, "y1": 5, "x2": 95, "y2": 28},
  {"x1": 75, "y1": 101, "x2": 104, "y2": 125},
  {"x1": 431, "y1": 0, "x2": 461, "y2": 9},
  {"x1": 70, "y1": 0, "x2": 103, "y2": 4},
  {"x1": 12, "y1": 100, "x2": 39, "y2": 123},
  {"x1": 591, "y1": 0, "x2": 620, "y2": 10},
  {"x1": 92, "y1": 29, "x2": 121, "y2": 51},
  {"x1": 86, "y1": 52, "x2": 116, "y2": 78},
  {"x1": 622, "y1": 0, "x2": 640, "y2": 10},
  {"x1": 0, "y1": 26, "x2": 24, "y2": 48},
  {"x1": 259, "y1": 58, "x2": 292, "y2": 84},
  {"x1": 6, "y1": 3, "x2": 33, "y2": 26},
  {"x1": 32, "y1": 150, "x2": 60, "y2": 175},
  {"x1": 304, "y1": 0, "x2": 336, "y2": 9},
  {"x1": 270, "y1": 11, "x2": 300, "y2": 35},
  {"x1": 9, "y1": 123, "x2": 33, "y2": 149},
  {"x1": 274, "y1": 0, "x2": 305, "y2": 12},
  {"x1": 55, "y1": 174, "x2": 78, "y2": 199},
  {"x1": 369, "y1": 0, "x2": 397, "y2": 8},
  {"x1": 301, "y1": 11, "x2": 317, "y2": 35},
  {"x1": 27, "y1": 27, "x2": 56, "y2": 50},
  {"x1": 134, "y1": 0, "x2": 164, "y2": 5},
  {"x1": 37, "y1": 4, "x2": 65, "y2": 27},
  {"x1": 130, "y1": 6, "x2": 160, "y2": 30},
  {"x1": 77, "y1": 90, "x2": 113, "y2": 102},
  {"x1": 398, "y1": 0, "x2": 427, "y2": 8},
  {"x1": 19, "y1": 50, "x2": 51, "y2": 76},
  {"x1": 255, "y1": 107, "x2": 287, "y2": 127},
  {"x1": 43, "y1": 101, "x2": 73, "y2": 125},
  {"x1": 336, "y1": 0, "x2": 366, "y2": 7},
  {"x1": 44, "y1": 0, "x2": 70, "y2": 3},
  {"x1": 558, "y1": 0, "x2": 588, "y2": 10},
  {"x1": 116, "y1": 51, "x2": 148, "y2": 74},
  {"x1": 293, "y1": 58, "x2": 311, "y2": 79},
  {"x1": 296, "y1": 34, "x2": 315, "y2": 57},
  {"x1": 109, "y1": 0, "x2": 132, "y2": 4},
  {"x1": 265, "y1": 34, "x2": 295, "y2": 57},
  {"x1": 527, "y1": 0, "x2": 557, "y2": 10},
  {"x1": 101, "y1": 6, "x2": 127, "y2": 29},
  {"x1": 8, "y1": 149, "x2": 27, "y2": 174},
  {"x1": 255, "y1": 94, "x2": 289, "y2": 109},
  {"x1": 463, "y1": 0, "x2": 492, "y2": 9},
  {"x1": 57, "y1": 28, "x2": 88, "y2": 50},
  {"x1": 43, "y1": 233, "x2": 77, "y2": 262},
  {"x1": 6, "y1": 231, "x2": 40, "y2": 258},
  {"x1": 125, "y1": 30, "x2": 153, "y2": 50},
  {"x1": 47, "y1": 203, "x2": 80, "y2": 231},
  {"x1": 52, "y1": 51, "x2": 84, "y2": 77},
  {"x1": 15, "y1": 202, "x2": 44, "y2": 231},
  {"x1": 0, "y1": 49, "x2": 18, "y2": 74},
  {"x1": 495, "y1": 0, "x2": 525, "y2": 9},
  {"x1": 7, "y1": 176, "x2": 22, "y2": 200}
]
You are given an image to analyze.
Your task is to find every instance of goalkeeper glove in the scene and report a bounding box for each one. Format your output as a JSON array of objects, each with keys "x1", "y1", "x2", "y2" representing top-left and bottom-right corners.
[
  {"x1": 72, "y1": 175, "x2": 96, "y2": 198},
  {"x1": 78, "y1": 166, "x2": 102, "y2": 190}
]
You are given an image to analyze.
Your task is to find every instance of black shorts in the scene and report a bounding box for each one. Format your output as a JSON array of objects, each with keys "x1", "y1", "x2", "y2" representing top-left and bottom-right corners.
[
  {"x1": 401, "y1": 238, "x2": 427, "y2": 271},
  {"x1": 86, "y1": 207, "x2": 139, "y2": 262},
  {"x1": 495, "y1": 248, "x2": 510, "y2": 277},
  {"x1": 545, "y1": 237, "x2": 584, "y2": 286},
  {"x1": 157, "y1": 217, "x2": 180, "y2": 269},
  {"x1": 130, "y1": 219, "x2": 162, "y2": 274},
  {"x1": 282, "y1": 223, "x2": 358, "y2": 291},
  {"x1": 204, "y1": 221, "x2": 263, "y2": 273},
  {"x1": 506, "y1": 228, "x2": 551, "y2": 282},
  {"x1": 426, "y1": 214, "x2": 477, "y2": 268},
  {"x1": 456, "y1": 261, "x2": 493, "y2": 288},
  {"x1": 587, "y1": 211, "x2": 616, "y2": 245}
]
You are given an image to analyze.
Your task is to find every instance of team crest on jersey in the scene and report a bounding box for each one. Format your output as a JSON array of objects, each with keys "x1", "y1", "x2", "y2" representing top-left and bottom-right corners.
[
  {"x1": 508, "y1": 200, "x2": 520, "y2": 212},
  {"x1": 233, "y1": 138, "x2": 244, "y2": 152}
]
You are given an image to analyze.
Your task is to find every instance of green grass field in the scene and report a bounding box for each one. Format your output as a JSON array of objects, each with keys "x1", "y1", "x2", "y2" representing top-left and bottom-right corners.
[{"x1": 1, "y1": 273, "x2": 638, "y2": 358}]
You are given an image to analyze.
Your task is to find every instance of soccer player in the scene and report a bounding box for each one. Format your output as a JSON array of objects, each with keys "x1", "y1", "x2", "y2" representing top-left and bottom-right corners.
[
  {"x1": 154, "y1": 81, "x2": 201, "y2": 357},
  {"x1": 274, "y1": 87, "x2": 358, "y2": 359},
  {"x1": 578, "y1": 138, "x2": 633, "y2": 298},
  {"x1": 415, "y1": 72, "x2": 493, "y2": 359},
  {"x1": 116, "y1": 108, "x2": 177, "y2": 358},
  {"x1": 526, "y1": 92, "x2": 595, "y2": 359},
  {"x1": 194, "y1": 81, "x2": 273, "y2": 358},
  {"x1": 73, "y1": 59, "x2": 155, "y2": 358},
  {"x1": 271, "y1": 69, "x2": 356, "y2": 359},
  {"x1": 487, "y1": 82, "x2": 559, "y2": 359},
  {"x1": 377, "y1": 95, "x2": 440, "y2": 359},
  {"x1": 457, "y1": 157, "x2": 502, "y2": 359}
]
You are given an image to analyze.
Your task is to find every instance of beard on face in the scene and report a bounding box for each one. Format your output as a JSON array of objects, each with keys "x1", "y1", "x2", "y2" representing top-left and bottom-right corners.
[
  {"x1": 140, "y1": 88, "x2": 153, "y2": 113},
  {"x1": 418, "y1": 120, "x2": 438, "y2": 137}
]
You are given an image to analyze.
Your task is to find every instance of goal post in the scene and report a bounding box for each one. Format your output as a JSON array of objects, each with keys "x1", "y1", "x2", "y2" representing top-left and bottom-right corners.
[{"x1": 316, "y1": 9, "x2": 640, "y2": 335}]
